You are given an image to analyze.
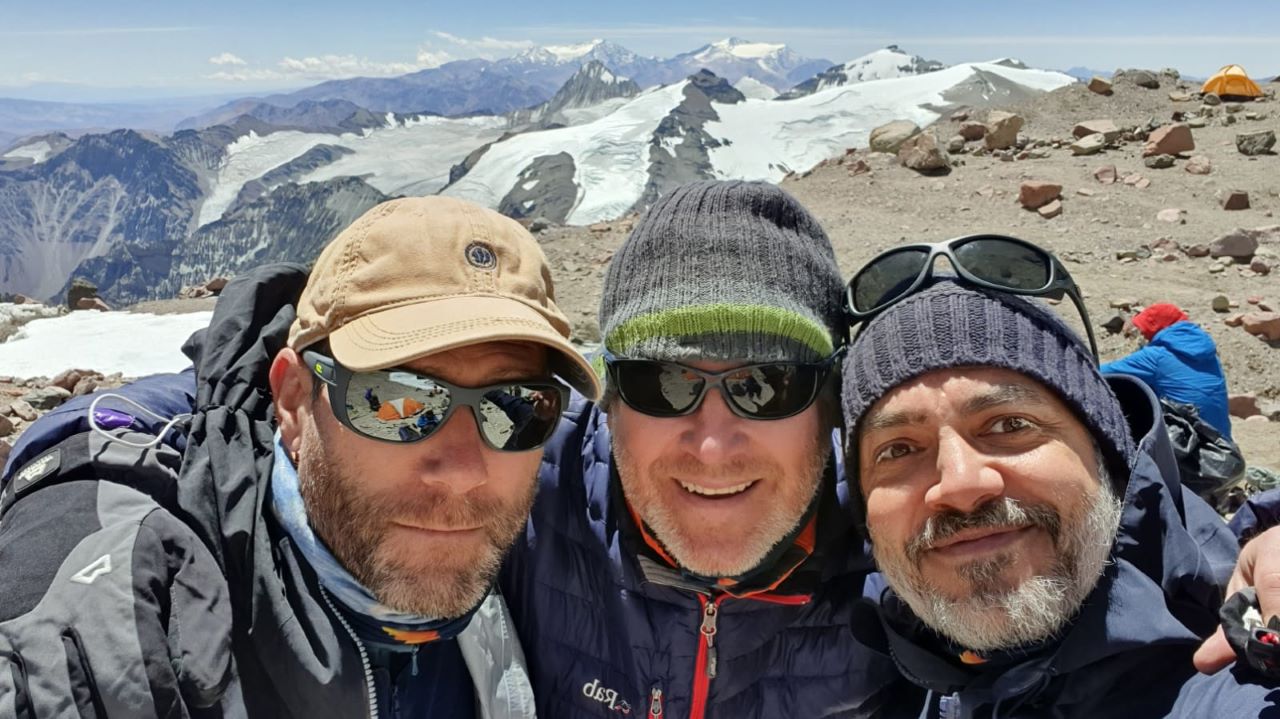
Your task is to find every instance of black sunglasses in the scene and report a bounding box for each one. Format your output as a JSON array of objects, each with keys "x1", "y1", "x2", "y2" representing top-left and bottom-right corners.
[
  {"x1": 601, "y1": 348, "x2": 845, "y2": 420},
  {"x1": 843, "y1": 234, "x2": 1099, "y2": 361},
  {"x1": 303, "y1": 351, "x2": 568, "y2": 452}
]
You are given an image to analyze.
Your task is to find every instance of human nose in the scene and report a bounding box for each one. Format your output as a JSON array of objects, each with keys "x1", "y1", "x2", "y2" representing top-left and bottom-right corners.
[
  {"x1": 923, "y1": 430, "x2": 1004, "y2": 513},
  {"x1": 682, "y1": 384, "x2": 742, "y2": 465},
  {"x1": 413, "y1": 406, "x2": 490, "y2": 494}
]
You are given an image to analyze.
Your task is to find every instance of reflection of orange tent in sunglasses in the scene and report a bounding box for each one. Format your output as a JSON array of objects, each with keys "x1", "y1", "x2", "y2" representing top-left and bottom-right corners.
[{"x1": 376, "y1": 397, "x2": 426, "y2": 421}]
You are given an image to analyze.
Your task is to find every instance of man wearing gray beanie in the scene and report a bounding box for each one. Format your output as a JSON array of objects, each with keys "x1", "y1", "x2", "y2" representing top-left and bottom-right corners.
[
  {"x1": 842, "y1": 274, "x2": 1279, "y2": 717},
  {"x1": 498, "y1": 180, "x2": 898, "y2": 718}
]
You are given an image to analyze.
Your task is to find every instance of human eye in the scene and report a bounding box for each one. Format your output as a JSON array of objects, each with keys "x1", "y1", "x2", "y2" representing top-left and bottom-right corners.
[
  {"x1": 988, "y1": 416, "x2": 1036, "y2": 434},
  {"x1": 872, "y1": 442, "x2": 916, "y2": 464}
]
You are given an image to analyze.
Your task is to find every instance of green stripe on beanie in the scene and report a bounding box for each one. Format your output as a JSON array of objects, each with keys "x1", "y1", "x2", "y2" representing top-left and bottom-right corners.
[{"x1": 606, "y1": 303, "x2": 835, "y2": 359}]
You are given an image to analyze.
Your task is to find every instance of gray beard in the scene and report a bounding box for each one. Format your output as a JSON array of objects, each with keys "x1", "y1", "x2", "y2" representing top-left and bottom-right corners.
[{"x1": 874, "y1": 462, "x2": 1124, "y2": 652}]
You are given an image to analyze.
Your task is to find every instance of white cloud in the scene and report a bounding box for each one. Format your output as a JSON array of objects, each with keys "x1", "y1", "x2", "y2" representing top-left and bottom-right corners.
[
  {"x1": 431, "y1": 31, "x2": 533, "y2": 52},
  {"x1": 208, "y1": 52, "x2": 247, "y2": 66},
  {"x1": 415, "y1": 48, "x2": 453, "y2": 69},
  {"x1": 277, "y1": 53, "x2": 419, "y2": 78}
]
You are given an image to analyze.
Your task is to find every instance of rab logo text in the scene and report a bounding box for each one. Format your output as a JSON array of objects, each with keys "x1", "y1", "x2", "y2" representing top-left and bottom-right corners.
[{"x1": 582, "y1": 678, "x2": 631, "y2": 714}]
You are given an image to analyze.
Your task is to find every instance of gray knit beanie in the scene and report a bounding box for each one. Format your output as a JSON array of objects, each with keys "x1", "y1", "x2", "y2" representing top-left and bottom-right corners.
[
  {"x1": 598, "y1": 180, "x2": 844, "y2": 366},
  {"x1": 842, "y1": 280, "x2": 1136, "y2": 482}
]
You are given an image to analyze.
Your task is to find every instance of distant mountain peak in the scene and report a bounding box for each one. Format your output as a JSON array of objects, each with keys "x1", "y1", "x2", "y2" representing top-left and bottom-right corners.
[
  {"x1": 779, "y1": 46, "x2": 945, "y2": 99},
  {"x1": 702, "y1": 37, "x2": 788, "y2": 60}
]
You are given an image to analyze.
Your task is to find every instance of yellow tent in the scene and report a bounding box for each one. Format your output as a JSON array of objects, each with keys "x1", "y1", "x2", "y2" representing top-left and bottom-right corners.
[{"x1": 1202, "y1": 65, "x2": 1262, "y2": 98}]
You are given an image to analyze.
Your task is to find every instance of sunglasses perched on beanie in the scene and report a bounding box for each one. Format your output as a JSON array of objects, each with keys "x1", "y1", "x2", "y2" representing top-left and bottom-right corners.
[
  {"x1": 844, "y1": 234, "x2": 1099, "y2": 361},
  {"x1": 602, "y1": 348, "x2": 844, "y2": 420},
  {"x1": 303, "y1": 351, "x2": 568, "y2": 451}
]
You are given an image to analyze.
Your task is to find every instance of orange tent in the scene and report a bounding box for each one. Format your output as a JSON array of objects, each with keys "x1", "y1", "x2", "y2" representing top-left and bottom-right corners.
[
  {"x1": 1202, "y1": 65, "x2": 1262, "y2": 98},
  {"x1": 377, "y1": 396, "x2": 425, "y2": 421}
]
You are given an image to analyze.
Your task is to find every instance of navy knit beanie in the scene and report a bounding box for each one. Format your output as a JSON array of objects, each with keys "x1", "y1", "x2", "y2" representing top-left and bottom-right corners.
[{"x1": 842, "y1": 280, "x2": 1136, "y2": 484}]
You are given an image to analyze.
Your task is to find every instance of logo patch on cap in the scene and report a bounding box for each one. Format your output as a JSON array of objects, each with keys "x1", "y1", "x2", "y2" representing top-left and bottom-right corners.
[{"x1": 465, "y1": 242, "x2": 497, "y2": 270}]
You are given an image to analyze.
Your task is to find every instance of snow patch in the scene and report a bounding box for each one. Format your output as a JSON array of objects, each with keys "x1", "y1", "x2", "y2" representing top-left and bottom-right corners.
[
  {"x1": 734, "y1": 76, "x2": 778, "y2": 101},
  {"x1": 2, "y1": 140, "x2": 53, "y2": 164},
  {"x1": 708, "y1": 38, "x2": 785, "y2": 60},
  {"x1": 0, "y1": 310, "x2": 213, "y2": 378}
]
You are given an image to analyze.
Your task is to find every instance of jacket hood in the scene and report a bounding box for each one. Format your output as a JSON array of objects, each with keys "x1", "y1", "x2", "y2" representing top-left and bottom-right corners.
[
  {"x1": 1151, "y1": 321, "x2": 1220, "y2": 365},
  {"x1": 875, "y1": 374, "x2": 1238, "y2": 708}
]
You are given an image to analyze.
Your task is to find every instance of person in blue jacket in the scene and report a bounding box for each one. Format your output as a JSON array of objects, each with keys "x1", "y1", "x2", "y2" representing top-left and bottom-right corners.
[
  {"x1": 499, "y1": 180, "x2": 899, "y2": 717},
  {"x1": 841, "y1": 278, "x2": 1278, "y2": 717},
  {"x1": 1100, "y1": 302, "x2": 1233, "y2": 438}
]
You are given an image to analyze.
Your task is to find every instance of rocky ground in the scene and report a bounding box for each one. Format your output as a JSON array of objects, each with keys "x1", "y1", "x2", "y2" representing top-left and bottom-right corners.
[{"x1": 3, "y1": 74, "x2": 1278, "y2": 479}]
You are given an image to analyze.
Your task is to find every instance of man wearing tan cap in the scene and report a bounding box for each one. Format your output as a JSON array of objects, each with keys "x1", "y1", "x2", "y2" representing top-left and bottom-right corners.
[{"x1": 0, "y1": 196, "x2": 598, "y2": 718}]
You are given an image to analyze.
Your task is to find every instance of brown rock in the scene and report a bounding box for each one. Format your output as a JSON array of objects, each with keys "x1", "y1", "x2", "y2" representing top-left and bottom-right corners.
[
  {"x1": 9, "y1": 400, "x2": 37, "y2": 422},
  {"x1": 1186, "y1": 244, "x2": 1211, "y2": 257},
  {"x1": 1149, "y1": 237, "x2": 1181, "y2": 252},
  {"x1": 1212, "y1": 294, "x2": 1232, "y2": 312},
  {"x1": 1077, "y1": 188, "x2": 1096, "y2": 197},
  {"x1": 1143, "y1": 123, "x2": 1195, "y2": 157},
  {"x1": 1220, "y1": 190, "x2": 1250, "y2": 210},
  {"x1": 1019, "y1": 181, "x2": 1063, "y2": 210},
  {"x1": 74, "y1": 297, "x2": 110, "y2": 311},
  {"x1": 0, "y1": 414, "x2": 13, "y2": 438},
  {"x1": 1241, "y1": 312, "x2": 1280, "y2": 340},
  {"x1": 1072, "y1": 119, "x2": 1122, "y2": 142},
  {"x1": 1252, "y1": 259, "x2": 1272, "y2": 275},
  {"x1": 1229, "y1": 393, "x2": 1263, "y2": 419},
  {"x1": 72, "y1": 376, "x2": 101, "y2": 396},
  {"x1": 1156, "y1": 208, "x2": 1185, "y2": 223},
  {"x1": 984, "y1": 111, "x2": 1024, "y2": 151},
  {"x1": 1037, "y1": 199, "x2": 1063, "y2": 219},
  {"x1": 870, "y1": 120, "x2": 922, "y2": 153},
  {"x1": 848, "y1": 158, "x2": 871, "y2": 175},
  {"x1": 205, "y1": 276, "x2": 229, "y2": 293},
  {"x1": 1210, "y1": 229, "x2": 1260, "y2": 259},
  {"x1": 1101, "y1": 314, "x2": 1127, "y2": 335},
  {"x1": 1184, "y1": 156, "x2": 1212, "y2": 175},
  {"x1": 0, "y1": 440, "x2": 10, "y2": 469},
  {"x1": 1225, "y1": 313, "x2": 1246, "y2": 327},
  {"x1": 1093, "y1": 165, "x2": 1118, "y2": 184},
  {"x1": 1070, "y1": 133, "x2": 1107, "y2": 156},
  {"x1": 51, "y1": 369, "x2": 87, "y2": 392},
  {"x1": 1144, "y1": 154, "x2": 1176, "y2": 169},
  {"x1": 13, "y1": 294, "x2": 37, "y2": 305},
  {"x1": 897, "y1": 132, "x2": 950, "y2": 172},
  {"x1": 1087, "y1": 76, "x2": 1113, "y2": 95},
  {"x1": 1135, "y1": 177, "x2": 1152, "y2": 189},
  {"x1": 22, "y1": 386, "x2": 71, "y2": 410},
  {"x1": 958, "y1": 122, "x2": 987, "y2": 141}
]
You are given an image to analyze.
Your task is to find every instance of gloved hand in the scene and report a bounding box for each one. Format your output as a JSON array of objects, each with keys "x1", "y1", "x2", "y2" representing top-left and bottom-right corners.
[{"x1": 0, "y1": 471, "x2": 235, "y2": 716}]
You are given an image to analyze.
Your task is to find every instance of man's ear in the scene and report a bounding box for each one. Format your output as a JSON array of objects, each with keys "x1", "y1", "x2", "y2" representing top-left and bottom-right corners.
[{"x1": 270, "y1": 348, "x2": 311, "y2": 454}]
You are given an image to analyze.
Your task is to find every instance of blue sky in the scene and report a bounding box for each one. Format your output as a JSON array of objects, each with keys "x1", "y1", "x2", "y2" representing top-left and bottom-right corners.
[{"x1": 2, "y1": 0, "x2": 1278, "y2": 100}]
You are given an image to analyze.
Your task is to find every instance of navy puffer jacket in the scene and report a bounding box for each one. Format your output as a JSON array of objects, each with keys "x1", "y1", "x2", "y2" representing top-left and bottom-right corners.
[{"x1": 499, "y1": 395, "x2": 899, "y2": 718}]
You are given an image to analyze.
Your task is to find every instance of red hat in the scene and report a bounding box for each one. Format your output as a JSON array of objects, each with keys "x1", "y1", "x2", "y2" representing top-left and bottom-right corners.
[{"x1": 1132, "y1": 303, "x2": 1188, "y2": 340}]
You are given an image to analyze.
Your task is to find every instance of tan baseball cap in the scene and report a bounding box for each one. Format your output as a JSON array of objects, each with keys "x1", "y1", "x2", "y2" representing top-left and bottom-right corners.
[{"x1": 288, "y1": 196, "x2": 601, "y2": 400}]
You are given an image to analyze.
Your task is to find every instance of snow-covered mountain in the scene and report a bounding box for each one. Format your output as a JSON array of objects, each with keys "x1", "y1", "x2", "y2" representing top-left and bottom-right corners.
[
  {"x1": 507, "y1": 61, "x2": 641, "y2": 129},
  {"x1": 639, "y1": 38, "x2": 832, "y2": 92},
  {"x1": 782, "y1": 46, "x2": 945, "y2": 98},
  {"x1": 1, "y1": 57, "x2": 1076, "y2": 306}
]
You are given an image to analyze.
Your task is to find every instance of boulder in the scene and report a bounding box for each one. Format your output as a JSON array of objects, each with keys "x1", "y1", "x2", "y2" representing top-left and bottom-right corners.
[
  {"x1": 946, "y1": 135, "x2": 966, "y2": 153},
  {"x1": 1037, "y1": 199, "x2": 1063, "y2": 219},
  {"x1": 1143, "y1": 124, "x2": 1194, "y2": 157},
  {"x1": 0, "y1": 440, "x2": 9, "y2": 468},
  {"x1": 1185, "y1": 156, "x2": 1212, "y2": 175},
  {"x1": 1229, "y1": 394, "x2": 1262, "y2": 419},
  {"x1": 984, "y1": 111, "x2": 1024, "y2": 150},
  {"x1": 1236, "y1": 130, "x2": 1276, "y2": 156},
  {"x1": 897, "y1": 132, "x2": 950, "y2": 172},
  {"x1": 870, "y1": 120, "x2": 921, "y2": 153},
  {"x1": 958, "y1": 122, "x2": 987, "y2": 141},
  {"x1": 21, "y1": 386, "x2": 71, "y2": 411},
  {"x1": 1115, "y1": 69, "x2": 1160, "y2": 89},
  {"x1": 74, "y1": 297, "x2": 111, "y2": 312},
  {"x1": 1204, "y1": 92, "x2": 1222, "y2": 106},
  {"x1": 1212, "y1": 294, "x2": 1232, "y2": 312},
  {"x1": 65, "y1": 277, "x2": 99, "y2": 312},
  {"x1": 1144, "y1": 154, "x2": 1176, "y2": 169},
  {"x1": 1070, "y1": 133, "x2": 1107, "y2": 155},
  {"x1": 1093, "y1": 165, "x2": 1118, "y2": 184},
  {"x1": 1186, "y1": 244, "x2": 1211, "y2": 257},
  {"x1": 1019, "y1": 181, "x2": 1063, "y2": 210},
  {"x1": 1241, "y1": 312, "x2": 1280, "y2": 341},
  {"x1": 1088, "y1": 76, "x2": 1113, "y2": 95},
  {"x1": 1252, "y1": 258, "x2": 1272, "y2": 275},
  {"x1": 1220, "y1": 191, "x2": 1251, "y2": 211},
  {"x1": 51, "y1": 368, "x2": 89, "y2": 392},
  {"x1": 8, "y1": 400, "x2": 37, "y2": 422},
  {"x1": 1072, "y1": 119, "x2": 1122, "y2": 143},
  {"x1": 0, "y1": 414, "x2": 13, "y2": 439},
  {"x1": 204, "y1": 277, "x2": 229, "y2": 294},
  {"x1": 1209, "y1": 229, "x2": 1259, "y2": 259}
]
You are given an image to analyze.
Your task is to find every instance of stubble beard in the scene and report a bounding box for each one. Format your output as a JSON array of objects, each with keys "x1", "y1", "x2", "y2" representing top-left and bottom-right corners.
[
  {"x1": 872, "y1": 464, "x2": 1123, "y2": 652},
  {"x1": 296, "y1": 422, "x2": 535, "y2": 619}
]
